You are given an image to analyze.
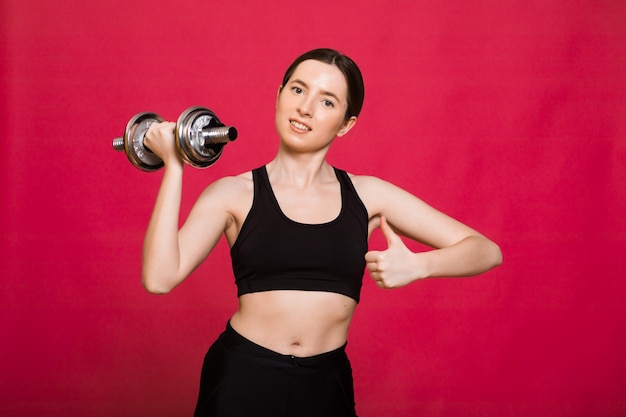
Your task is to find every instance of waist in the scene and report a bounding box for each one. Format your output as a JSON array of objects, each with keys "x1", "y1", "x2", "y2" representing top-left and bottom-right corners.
[
  {"x1": 230, "y1": 290, "x2": 356, "y2": 356},
  {"x1": 219, "y1": 321, "x2": 349, "y2": 368}
]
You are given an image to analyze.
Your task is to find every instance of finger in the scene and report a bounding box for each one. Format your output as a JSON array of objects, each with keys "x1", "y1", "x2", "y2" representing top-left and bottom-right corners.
[
  {"x1": 364, "y1": 250, "x2": 382, "y2": 263},
  {"x1": 365, "y1": 261, "x2": 378, "y2": 273},
  {"x1": 376, "y1": 279, "x2": 390, "y2": 289},
  {"x1": 155, "y1": 121, "x2": 176, "y2": 134},
  {"x1": 379, "y1": 216, "x2": 401, "y2": 247}
]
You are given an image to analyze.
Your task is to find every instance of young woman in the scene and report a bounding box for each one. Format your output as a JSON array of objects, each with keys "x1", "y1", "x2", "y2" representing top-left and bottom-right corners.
[{"x1": 142, "y1": 48, "x2": 502, "y2": 417}]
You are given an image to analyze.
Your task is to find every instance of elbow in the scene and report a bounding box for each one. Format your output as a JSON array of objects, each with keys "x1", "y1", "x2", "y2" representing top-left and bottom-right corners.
[
  {"x1": 488, "y1": 239, "x2": 503, "y2": 269},
  {"x1": 142, "y1": 273, "x2": 173, "y2": 295},
  {"x1": 144, "y1": 285, "x2": 171, "y2": 295},
  {"x1": 469, "y1": 235, "x2": 502, "y2": 273}
]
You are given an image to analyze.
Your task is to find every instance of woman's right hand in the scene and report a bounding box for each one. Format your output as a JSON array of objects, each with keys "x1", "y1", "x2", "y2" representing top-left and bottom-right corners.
[{"x1": 144, "y1": 121, "x2": 183, "y2": 168}]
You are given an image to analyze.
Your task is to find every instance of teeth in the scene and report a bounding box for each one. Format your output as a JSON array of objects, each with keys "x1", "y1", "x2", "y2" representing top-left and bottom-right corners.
[{"x1": 291, "y1": 120, "x2": 310, "y2": 131}]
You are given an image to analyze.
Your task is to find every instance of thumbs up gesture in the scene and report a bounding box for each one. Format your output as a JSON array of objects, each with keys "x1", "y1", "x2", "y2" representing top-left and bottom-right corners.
[{"x1": 365, "y1": 216, "x2": 426, "y2": 289}]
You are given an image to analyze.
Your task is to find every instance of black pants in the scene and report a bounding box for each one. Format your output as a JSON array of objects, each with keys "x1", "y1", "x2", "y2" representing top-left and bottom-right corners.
[{"x1": 193, "y1": 322, "x2": 358, "y2": 417}]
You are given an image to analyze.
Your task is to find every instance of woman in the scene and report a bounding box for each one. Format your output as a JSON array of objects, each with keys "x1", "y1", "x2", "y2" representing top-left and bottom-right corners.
[{"x1": 142, "y1": 48, "x2": 502, "y2": 417}]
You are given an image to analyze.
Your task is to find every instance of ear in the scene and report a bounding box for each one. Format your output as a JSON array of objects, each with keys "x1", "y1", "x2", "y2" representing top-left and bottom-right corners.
[
  {"x1": 276, "y1": 85, "x2": 283, "y2": 109},
  {"x1": 336, "y1": 116, "x2": 357, "y2": 137}
]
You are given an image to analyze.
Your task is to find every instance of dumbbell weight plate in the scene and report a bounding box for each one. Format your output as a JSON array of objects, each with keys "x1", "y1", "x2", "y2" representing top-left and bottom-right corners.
[
  {"x1": 123, "y1": 112, "x2": 165, "y2": 172},
  {"x1": 176, "y1": 106, "x2": 225, "y2": 168}
]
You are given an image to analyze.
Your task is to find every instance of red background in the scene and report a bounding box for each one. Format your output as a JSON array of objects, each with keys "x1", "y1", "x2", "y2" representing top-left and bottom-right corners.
[{"x1": 2, "y1": 1, "x2": 625, "y2": 416}]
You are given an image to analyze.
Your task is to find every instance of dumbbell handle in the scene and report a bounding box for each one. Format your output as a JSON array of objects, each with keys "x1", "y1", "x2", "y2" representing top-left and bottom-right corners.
[
  {"x1": 112, "y1": 137, "x2": 128, "y2": 151},
  {"x1": 199, "y1": 125, "x2": 238, "y2": 145}
]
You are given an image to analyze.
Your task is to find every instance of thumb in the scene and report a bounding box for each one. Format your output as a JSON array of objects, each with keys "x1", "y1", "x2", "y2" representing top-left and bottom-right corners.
[{"x1": 379, "y1": 216, "x2": 402, "y2": 247}]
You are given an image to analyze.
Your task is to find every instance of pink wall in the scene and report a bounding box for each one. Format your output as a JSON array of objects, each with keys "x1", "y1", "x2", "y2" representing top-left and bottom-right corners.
[{"x1": 1, "y1": 1, "x2": 625, "y2": 416}]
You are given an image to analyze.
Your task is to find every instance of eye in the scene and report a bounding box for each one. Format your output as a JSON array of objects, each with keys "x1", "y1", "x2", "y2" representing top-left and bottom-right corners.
[
  {"x1": 322, "y1": 100, "x2": 335, "y2": 108},
  {"x1": 291, "y1": 86, "x2": 304, "y2": 94}
]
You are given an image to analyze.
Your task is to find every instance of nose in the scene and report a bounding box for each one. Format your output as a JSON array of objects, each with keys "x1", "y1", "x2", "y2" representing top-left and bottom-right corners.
[{"x1": 298, "y1": 95, "x2": 314, "y2": 118}]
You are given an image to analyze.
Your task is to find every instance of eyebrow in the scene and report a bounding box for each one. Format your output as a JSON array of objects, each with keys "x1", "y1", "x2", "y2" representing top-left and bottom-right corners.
[{"x1": 290, "y1": 79, "x2": 342, "y2": 104}]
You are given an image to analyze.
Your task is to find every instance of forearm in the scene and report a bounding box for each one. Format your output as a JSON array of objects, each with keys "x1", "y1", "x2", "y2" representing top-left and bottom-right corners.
[
  {"x1": 421, "y1": 235, "x2": 502, "y2": 279},
  {"x1": 142, "y1": 163, "x2": 185, "y2": 293}
]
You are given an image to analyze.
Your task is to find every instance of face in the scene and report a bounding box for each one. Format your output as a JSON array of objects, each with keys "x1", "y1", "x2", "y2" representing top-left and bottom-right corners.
[{"x1": 275, "y1": 59, "x2": 357, "y2": 153}]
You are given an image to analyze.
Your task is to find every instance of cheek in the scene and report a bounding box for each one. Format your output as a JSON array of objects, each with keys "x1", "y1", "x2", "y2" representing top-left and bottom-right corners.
[
  {"x1": 276, "y1": 94, "x2": 295, "y2": 114},
  {"x1": 324, "y1": 114, "x2": 348, "y2": 132}
]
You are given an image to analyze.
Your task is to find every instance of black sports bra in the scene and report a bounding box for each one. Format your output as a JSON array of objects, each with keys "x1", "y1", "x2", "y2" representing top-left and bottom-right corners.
[{"x1": 230, "y1": 166, "x2": 369, "y2": 303}]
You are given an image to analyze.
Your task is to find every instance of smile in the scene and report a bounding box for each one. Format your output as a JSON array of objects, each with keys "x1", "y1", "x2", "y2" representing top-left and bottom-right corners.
[{"x1": 290, "y1": 120, "x2": 311, "y2": 131}]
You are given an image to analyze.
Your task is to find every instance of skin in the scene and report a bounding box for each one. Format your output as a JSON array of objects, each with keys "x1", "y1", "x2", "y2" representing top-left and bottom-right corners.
[{"x1": 142, "y1": 59, "x2": 503, "y2": 357}]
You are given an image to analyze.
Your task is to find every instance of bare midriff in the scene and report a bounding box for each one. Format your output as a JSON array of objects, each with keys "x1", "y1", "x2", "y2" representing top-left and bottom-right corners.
[{"x1": 229, "y1": 290, "x2": 357, "y2": 357}]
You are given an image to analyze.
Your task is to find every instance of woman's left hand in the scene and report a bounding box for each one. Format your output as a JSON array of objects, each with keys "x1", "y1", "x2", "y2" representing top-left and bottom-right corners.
[{"x1": 365, "y1": 216, "x2": 427, "y2": 289}]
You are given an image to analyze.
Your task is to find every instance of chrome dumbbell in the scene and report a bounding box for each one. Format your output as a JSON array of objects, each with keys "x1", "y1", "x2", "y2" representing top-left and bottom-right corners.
[{"x1": 112, "y1": 106, "x2": 237, "y2": 171}]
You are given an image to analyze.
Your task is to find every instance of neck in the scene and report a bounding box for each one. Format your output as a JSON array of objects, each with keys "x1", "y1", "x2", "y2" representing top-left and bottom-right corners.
[{"x1": 266, "y1": 154, "x2": 335, "y2": 189}]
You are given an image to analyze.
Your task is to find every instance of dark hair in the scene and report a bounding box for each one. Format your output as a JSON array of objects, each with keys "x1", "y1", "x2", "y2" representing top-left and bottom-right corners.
[{"x1": 280, "y1": 48, "x2": 365, "y2": 120}]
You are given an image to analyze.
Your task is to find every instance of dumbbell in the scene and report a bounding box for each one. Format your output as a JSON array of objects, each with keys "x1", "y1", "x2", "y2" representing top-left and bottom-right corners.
[{"x1": 112, "y1": 106, "x2": 237, "y2": 171}]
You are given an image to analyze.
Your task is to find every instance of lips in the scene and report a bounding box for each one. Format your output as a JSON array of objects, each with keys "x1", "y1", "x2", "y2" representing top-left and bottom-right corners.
[{"x1": 290, "y1": 119, "x2": 311, "y2": 132}]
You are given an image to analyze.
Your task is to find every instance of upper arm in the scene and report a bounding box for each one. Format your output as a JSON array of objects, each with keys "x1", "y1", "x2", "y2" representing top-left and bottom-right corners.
[
  {"x1": 353, "y1": 175, "x2": 485, "y2": 249},
  {"x1": 177, "y1": 175, "x2": 252, "y2": 275}
]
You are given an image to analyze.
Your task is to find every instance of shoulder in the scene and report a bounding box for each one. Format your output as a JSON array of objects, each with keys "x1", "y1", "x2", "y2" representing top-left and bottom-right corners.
[
  {"x1": 205, "y1": 170, "x2": 253, "y2": 190},
  {"x1": 345, "y1": 171, "x2": 431, "y2": 216},
  {"x1": 343, "y1": 173, "x2": 405, "y2": 216},
  {"x1": 346, "y1": 172, "x2": 399, "y2": 195},
  {"x1": 195, "y1": 171, "x2": 254, "y2": 208}
]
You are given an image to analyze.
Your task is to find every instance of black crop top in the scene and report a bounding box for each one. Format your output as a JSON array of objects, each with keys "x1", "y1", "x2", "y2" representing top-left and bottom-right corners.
[{"x1": 231, "y1": 166, "x2": 369, "y2": 303}]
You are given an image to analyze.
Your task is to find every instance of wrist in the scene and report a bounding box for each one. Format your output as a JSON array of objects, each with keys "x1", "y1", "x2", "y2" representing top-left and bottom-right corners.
[
  {"x1": 163, "y1": 156, "x2": 184, "y2": 173},
  {"x1": 415, "y1": 250, "x2": 434, "y2": 280}
]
